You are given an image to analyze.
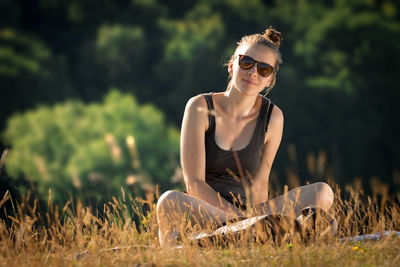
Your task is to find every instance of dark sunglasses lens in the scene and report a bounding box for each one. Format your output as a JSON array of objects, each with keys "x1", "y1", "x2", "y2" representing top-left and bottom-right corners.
[
  {"x1": 257, "y1": 63, "x2": 273, "y2": 77},
  {"x1": 238, "y1": 55, "x2": 254, "y2": 70}
]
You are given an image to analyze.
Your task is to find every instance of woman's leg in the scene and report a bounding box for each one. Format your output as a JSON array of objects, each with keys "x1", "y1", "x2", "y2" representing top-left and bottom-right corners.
[
  {"x1": 157, "y1": 183, "x2": 334, "y2": 246},
  {"x1": 156, "y1": 190, "x2": 237, "y2": 247},
  {"x1": 257, "y1": 182, "x2": 334, "y2": 218}
]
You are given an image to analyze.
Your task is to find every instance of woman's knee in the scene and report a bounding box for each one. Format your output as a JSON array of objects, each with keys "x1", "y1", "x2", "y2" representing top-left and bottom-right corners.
[
  {"x1": 313, "y1": 182, "x2": 334, "y2": 210},
  {"x1": 156, "y1": 190, "x2": 181, "y2": 216}
]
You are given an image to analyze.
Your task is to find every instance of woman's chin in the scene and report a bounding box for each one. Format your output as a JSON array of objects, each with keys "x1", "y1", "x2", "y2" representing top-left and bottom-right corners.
[{"x1": 236, "y1": 86, "x2": 261, "y2": 97}]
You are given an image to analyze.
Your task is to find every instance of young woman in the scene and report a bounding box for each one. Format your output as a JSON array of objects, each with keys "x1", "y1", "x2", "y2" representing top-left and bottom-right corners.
[{"x1": 156, "y1": 27, "x2": 334, "y2": 247}]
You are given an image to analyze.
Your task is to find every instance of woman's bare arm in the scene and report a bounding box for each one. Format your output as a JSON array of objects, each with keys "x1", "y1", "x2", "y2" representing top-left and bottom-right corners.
[
  {"x1": 250, "y1": 105, "x2": 284, "y2": 206},
  {"x1": 180, "y1": 95, "x2": 241, "y2": 216}
]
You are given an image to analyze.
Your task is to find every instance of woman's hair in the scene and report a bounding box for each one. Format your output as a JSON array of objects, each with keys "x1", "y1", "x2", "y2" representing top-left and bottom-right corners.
[{"x1": 226, "y1": 27, "x2": 283, "y2": 95}]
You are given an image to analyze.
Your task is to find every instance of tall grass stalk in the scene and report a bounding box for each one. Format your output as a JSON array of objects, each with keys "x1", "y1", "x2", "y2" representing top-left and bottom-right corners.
[{"x1": 0, "y1": 179, "x2": 399, "y2": 266}]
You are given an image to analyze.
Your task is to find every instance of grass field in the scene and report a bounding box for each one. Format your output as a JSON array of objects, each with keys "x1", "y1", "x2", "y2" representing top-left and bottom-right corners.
[{"x1": 0, "y1": 182, "x2": 399, "y2": 267}]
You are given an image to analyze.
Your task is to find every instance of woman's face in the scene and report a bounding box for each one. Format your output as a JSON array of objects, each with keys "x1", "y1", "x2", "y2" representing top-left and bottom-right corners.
[{"x1": 229, "y1": 44, "x2": 277, "y2": 96}]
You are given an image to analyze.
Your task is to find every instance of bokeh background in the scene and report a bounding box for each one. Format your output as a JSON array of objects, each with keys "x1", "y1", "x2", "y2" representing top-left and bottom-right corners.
[{"x1": 1, "y1": 0, "x2": 399, "y2": 208}]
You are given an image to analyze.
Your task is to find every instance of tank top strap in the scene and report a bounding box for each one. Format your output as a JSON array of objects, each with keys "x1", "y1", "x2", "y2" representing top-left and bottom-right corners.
[
  {"x1": 265, "y1": 99, "x2": 274, "y2": 132},
  {"x1": 202, "y1": 93, "x2": 215, "y2": 136}
]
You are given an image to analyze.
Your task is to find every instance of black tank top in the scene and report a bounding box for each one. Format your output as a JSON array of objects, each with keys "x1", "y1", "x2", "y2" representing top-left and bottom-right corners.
[{"x1": 203, "y1": 93, "x2": 274, "y2": 208}]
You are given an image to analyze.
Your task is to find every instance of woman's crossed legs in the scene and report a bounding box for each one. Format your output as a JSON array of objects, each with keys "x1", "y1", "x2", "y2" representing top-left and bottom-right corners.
[{"x1": 156, "y1": 182, "x2": 334, "y2": 246}]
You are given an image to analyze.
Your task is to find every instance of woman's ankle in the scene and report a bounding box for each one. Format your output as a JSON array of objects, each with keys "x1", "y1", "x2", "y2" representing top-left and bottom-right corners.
[{"x1": 158, "y1": 227, "x2": 179, "y2": 247}]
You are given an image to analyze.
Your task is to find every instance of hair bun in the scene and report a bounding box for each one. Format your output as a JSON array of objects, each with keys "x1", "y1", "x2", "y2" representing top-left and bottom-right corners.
[{"x1": 264, "y1": 27, "x2": 282, "y2": 48}]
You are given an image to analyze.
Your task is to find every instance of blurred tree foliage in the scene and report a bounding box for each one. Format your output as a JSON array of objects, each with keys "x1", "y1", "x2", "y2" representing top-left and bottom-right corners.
[
  {"x1": 2, "y1": 90, "x2": 180, "y2": 205},
  {"x1": 269, "y1": 0, "x2": 400, "y2": 187},
  {"x1": 1, "y1": 0, "x2": 399, "y2": 200}
]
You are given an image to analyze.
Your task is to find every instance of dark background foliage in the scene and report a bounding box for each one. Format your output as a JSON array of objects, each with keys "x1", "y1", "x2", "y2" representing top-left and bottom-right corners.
[{"x1": 1, "y1": 0, "x2": 399, "y2": 206}]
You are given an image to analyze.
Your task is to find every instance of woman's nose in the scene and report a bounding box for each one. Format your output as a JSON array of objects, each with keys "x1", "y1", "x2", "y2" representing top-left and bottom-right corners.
[{"x1": 248, "y1": 64, "x2": 258, "y2": 77}]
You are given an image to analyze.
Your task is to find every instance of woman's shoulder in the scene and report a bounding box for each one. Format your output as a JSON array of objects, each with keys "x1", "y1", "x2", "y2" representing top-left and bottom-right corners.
[
  {"x1": 259, "y1": 95, "x2": 284, "y2": 125},
  {"x1": 182, "y1": 94, "x2": 212, "y2": 127},
  {"x1": 270, "y1": 105, "x2": 284, "y2": 125},
  {"x1": 185, "y1": 93, "x2": 209, "y2": 111}
]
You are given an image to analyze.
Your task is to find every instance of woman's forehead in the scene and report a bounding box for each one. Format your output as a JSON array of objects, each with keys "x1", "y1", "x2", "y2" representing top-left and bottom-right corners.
[{"x1": 236, "y1": 44, "x2": 276, "y2": 65}]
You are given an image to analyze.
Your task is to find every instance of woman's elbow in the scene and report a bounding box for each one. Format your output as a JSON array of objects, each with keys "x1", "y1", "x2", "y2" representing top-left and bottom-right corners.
[{"x1": 185, "y1": 179, "x2": 203, "y2": 196}]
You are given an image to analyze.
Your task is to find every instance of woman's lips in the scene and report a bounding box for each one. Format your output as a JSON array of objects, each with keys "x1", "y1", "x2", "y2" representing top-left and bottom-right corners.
[{"x1": 242, "y1": 79, "x2": 258, "y2": 85}]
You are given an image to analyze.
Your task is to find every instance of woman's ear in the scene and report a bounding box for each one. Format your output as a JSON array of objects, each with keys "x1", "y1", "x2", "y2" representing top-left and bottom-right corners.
[
  {"x1": 265, "y1": 75, "x2": 274, "y2": 88},
  {"x1": 228, "y1": 62, "x2": 233, "y2": 75}
]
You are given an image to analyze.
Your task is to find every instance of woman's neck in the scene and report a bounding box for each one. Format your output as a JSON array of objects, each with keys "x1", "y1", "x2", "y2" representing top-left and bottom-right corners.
[{"x1": 222, "y1": 88, "x2": 259, "y2": 119}]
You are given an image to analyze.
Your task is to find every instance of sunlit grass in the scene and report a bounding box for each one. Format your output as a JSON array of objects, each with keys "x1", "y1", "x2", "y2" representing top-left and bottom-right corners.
[
  {"x1": 1, "y1": 140, "x2": 399, "y2": 265},
  {"x1": 0, "y1": 177, "x2": 399, "y2": 266}
]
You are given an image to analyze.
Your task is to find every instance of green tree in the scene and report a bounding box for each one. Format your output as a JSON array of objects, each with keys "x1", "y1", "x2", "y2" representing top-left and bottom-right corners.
[{"x1": 3, "y1": 90, "x2": 180, "y2": 205}]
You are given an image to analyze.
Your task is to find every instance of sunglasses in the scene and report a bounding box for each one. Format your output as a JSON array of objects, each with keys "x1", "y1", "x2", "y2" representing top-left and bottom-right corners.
[{"x1": 238, "y1": 55, "x2": 274, "y2": 78}]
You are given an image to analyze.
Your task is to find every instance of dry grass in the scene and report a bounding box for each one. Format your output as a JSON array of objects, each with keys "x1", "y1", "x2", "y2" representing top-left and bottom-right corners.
[{"x1": 0, "y1": 180, "x2": 399, "y2": 267}]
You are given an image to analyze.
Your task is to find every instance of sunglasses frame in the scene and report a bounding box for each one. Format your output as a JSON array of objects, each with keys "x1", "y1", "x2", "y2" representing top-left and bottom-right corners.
[{"x1": 238, "y1": 54, "x2": 274, "y2": 78}]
